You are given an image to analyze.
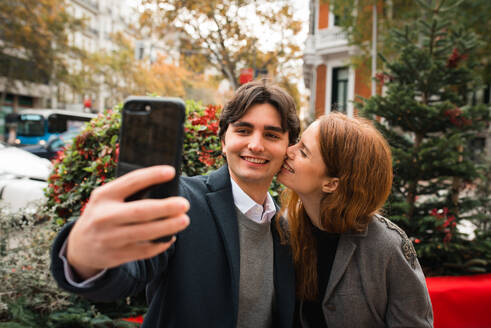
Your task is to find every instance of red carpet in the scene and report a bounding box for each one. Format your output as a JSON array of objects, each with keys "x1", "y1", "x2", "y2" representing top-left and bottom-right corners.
[
  {"x1": 426, "y1": 273, "x2": 491, "y2": 328},
  {"x1": 123, "y1": 273, "x2": 491, "y2": 327}
]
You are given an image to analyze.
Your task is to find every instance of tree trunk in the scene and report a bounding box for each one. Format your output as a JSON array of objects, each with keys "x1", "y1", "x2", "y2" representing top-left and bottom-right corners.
[
  {"x1": 407, "y1": 132, "x2": 424, "y2": 219},
  {"x1": 1, "y1": 58, "x2": 17, "y2": 144},
  {"x1": 450, "y1": 144, "x2": 464, "y2": 215}
]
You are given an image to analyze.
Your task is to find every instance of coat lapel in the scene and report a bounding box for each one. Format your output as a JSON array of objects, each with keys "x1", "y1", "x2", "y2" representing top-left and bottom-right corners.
[
  {"x1": 322, "y1": 234, "x2": 357, "y2": 303},
  {"x1": 204, "y1": 165, "x2": 241, "y2": 317}
]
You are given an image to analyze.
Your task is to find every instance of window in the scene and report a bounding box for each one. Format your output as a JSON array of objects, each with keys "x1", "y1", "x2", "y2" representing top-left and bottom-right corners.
[
  {"x1": 333, "y1": 14, "x2": 341, "y2": 26},
  {"x1": 18, "y1": 96, "x2": 33, "y2": 107},
  {"x1": 331, "y1": 67, "x2": 349, "y2": 113},
  {"x1": 17, "y1": 114, "x2": 45, "y2": 136}
]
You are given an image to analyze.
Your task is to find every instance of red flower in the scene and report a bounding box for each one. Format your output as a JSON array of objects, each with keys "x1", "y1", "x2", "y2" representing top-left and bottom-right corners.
[
  {"x1": 209, "y1": 122, "x2": 219, "y2": 134},
  {"x1": 442, "y1": 215, "x2": 456, "y2": 228},
  {"x1": 198, "y1": 152, "x2": 216, "y2": 167},
  {"x1": 64, "y1": 182, "x2": 74, "y2": 193},
  {"x1": 443, "y1": 232, "x2": 452, "y2": 244}
]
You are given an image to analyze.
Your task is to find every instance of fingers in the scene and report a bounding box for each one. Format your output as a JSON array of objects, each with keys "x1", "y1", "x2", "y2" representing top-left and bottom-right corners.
[
  {"x1": 116, "y1": 236, "x2": 177, "y2": 264},
  {"x1": 97, "y1": 165, "x2": 176, "y2": 201},
  {"x1": 107, "y1": 197, "x2": 190, "y2": 225},
  {"x1": 113, "y1": 214, "x2": 190, "y2": 245}
]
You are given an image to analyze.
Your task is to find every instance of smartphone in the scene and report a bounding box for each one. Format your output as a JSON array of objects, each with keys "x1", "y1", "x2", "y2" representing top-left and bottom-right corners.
[{"x1": 116, "y1": 96, "x2": 186, "y2": 242}]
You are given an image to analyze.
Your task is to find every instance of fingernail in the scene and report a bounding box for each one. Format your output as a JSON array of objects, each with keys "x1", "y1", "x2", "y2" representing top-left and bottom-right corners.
[
  {"x1": 182, "y1": 199, "x2": 190, "y2": 211},
  {"x1": 163, "y1": 166, "x2": 175, "y2": 175},
  {"x1": 181, "y1": 215, "x2": 190, "y2": 225}
]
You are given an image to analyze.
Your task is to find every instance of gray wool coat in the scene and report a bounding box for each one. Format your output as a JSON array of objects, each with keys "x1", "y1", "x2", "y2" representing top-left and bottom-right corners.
[{"x1": 299, "y1": 215, "x2": 434, "y2": 328}]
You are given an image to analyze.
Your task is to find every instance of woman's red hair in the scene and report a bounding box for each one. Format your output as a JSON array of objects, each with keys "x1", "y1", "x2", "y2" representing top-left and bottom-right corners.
[{"x1": 280, "y1": 112, "x2": 393, "y2": 300}]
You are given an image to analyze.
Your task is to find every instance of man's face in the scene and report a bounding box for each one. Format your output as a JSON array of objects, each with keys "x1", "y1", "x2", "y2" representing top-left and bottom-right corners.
[{"x1": 221, "y1": 103, "x2": 289, "y2": 192}]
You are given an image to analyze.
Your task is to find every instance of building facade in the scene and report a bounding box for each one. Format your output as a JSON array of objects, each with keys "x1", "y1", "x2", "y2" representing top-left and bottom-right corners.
[
  {"x1": 303, "y1": 0, "x2": 372, "y2": 121},
  {"x1": 61, "y1": 0, "x2": 136, "y2": 112}
]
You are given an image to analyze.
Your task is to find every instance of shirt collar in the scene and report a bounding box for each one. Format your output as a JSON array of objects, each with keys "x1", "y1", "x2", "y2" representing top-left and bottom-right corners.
[{"x1": 230, "y1": 177, "x2": 276, "y2": 224}]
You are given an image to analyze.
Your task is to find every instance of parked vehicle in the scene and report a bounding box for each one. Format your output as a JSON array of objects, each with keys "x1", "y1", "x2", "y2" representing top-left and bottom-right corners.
[
  {"x1": 22, "y1": 129, "x2": 80, "y2": 160},
  {"x1": 0, "y1": 142, "x2": 52, "y2": 212},
  {"x1": 6, "y1": 109, "x2": 95, "y2": 146}
]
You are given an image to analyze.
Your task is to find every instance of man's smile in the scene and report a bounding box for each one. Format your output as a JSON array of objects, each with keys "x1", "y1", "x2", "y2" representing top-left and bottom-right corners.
[{"x1": 241, "y1": 156, "x2": 269, "y2": 164}]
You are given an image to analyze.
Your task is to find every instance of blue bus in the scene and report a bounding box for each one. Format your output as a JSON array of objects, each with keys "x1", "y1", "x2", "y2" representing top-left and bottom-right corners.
[{"x1": 7, "y1": 109, "x2": 96, "y2": 146}]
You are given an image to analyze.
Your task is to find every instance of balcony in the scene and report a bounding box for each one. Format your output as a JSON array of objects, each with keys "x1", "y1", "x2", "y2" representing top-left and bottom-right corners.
[{"x1": 304, "y1": 26, "x2": 349, "y2": 58}]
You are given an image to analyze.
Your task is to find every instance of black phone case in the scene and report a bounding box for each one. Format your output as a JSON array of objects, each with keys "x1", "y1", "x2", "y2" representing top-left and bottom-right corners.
[{"x1": 116, "y1": 96, "x2": 185, "y2": 242}]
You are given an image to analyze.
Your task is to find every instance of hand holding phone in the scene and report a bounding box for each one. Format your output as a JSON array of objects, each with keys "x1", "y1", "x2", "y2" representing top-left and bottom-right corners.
[{"x1": 67, "y1": 166, "x2": 190, "y2": 280}]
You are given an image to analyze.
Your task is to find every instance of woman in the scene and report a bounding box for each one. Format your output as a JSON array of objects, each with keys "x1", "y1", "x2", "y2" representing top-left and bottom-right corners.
[{"x1": 278, "y1": 112, "x2": 433, "y2": 328}]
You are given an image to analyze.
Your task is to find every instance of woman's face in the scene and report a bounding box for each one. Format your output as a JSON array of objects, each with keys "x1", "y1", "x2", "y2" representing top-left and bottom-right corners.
[{"x1": 278, "y1": 121, "x2": 332, "y2": 198}]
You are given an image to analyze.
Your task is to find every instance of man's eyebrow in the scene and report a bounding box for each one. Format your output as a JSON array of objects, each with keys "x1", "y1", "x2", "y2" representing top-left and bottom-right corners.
[
  {"x1": 231, "y1": 121, "x2": 253, "y2": 128},
  {"x1": 264, "y1": 125, "x2": 284, "y2": 133},
  {"x1": 231, "y1": 121, "x2": 284, "y2": 133}
]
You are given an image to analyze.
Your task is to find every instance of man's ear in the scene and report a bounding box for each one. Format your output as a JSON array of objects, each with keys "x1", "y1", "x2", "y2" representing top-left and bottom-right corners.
[
  {"x1": 221, "y1": 138, "x2": 226, "y2": 156},
  {"x1": 322, "y1": 177, "x2": 339, "y2": 193}
]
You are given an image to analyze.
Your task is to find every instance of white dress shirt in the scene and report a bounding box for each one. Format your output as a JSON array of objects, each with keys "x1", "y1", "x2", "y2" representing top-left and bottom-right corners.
[{"x1": 230, "y1": 177, "x2": 276, "y2": 224}]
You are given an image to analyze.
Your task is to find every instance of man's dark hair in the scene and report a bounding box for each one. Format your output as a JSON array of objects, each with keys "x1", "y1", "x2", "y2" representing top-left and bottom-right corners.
[{"x1": 218, "y1": 80, "x2": 300, "y2": 145}]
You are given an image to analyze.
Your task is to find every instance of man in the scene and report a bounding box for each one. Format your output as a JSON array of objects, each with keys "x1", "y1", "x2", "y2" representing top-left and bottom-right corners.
[{"x1": 50, "y1": 80, "x2": 301, "y2": 327}]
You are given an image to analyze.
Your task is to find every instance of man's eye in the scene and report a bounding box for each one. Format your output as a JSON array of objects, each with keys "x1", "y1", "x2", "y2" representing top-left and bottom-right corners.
[
  {"x1": 300, "y1": 149, "x2": 307, "y2": 157},
  {"x1": 266, "y1": 133, "x2": 280, "y2": 139},
  {"x1": 236, "y1": 129, "x2": 249, "y2": 134}
]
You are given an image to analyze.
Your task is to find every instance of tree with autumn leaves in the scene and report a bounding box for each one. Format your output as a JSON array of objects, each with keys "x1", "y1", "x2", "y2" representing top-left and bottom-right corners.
[
  {"x1": 357, "y1": 0, "x2": 490, "y2": 275},
  {"x1": 137, "y1": 0, "x2": 304, "y2": 96},
  {"x1": 0, "y1": 0, "x2": 83, "y2": 108},
  {"x1": 85, "y1": 33, "x2": 219, "y2": 109}
]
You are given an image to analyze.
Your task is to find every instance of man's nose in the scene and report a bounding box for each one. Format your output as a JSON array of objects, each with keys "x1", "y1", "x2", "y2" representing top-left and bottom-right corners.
[{"x1": 248, "y1": 133, "x2": 265, "y2": 152}]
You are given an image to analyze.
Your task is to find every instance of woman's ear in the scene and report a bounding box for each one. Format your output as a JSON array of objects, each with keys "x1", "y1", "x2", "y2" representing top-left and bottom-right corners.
[{"x1": 322, "y1": 177, "x2": 339, "y2": 193}]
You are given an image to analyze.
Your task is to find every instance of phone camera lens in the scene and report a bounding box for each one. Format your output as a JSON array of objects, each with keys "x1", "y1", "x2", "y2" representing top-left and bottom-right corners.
[{"x1": 144, "y1": 105, "x2": 151, "y2": 112}]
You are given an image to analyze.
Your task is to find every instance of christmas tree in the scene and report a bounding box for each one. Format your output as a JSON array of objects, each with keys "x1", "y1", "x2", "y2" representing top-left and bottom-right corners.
[{"x1": 359, "y1": 0, "x2": 490, "y2": 275}]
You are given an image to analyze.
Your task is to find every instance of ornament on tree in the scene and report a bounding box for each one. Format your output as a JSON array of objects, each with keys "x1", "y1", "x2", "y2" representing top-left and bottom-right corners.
[
  {"x1": 446, "y1": 48, "x2": 468, "y2": 68},
  {"x1": 444, "y1": 107, "x2": 472, "y2": 127}
]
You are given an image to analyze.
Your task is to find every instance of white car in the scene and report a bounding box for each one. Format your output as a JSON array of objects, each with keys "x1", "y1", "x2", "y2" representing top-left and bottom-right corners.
[{"x1": 0, "y1": 142, "x2": 53, "y2": 212}]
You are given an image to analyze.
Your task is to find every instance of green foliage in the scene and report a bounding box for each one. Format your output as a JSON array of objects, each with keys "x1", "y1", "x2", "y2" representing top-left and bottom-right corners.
[
  {"x1": 0, "y1": 203, "x2": 144, "y2": 326},
  {"x1": 44, "y1": 100, "x2": 230, "y2": 226},
  {"x1": 45, "y1": 107, "x2": 121, "y2": 226},
  {"x1": 182, "y1": 101, "x2": 224, "y2": 176},
  {"x1": 357, "y1": 0, "x2": 490, "y2": 275}
]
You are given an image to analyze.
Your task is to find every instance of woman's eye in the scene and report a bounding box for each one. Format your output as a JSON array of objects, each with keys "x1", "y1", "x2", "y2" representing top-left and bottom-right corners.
[{"x1": 300, "y1": 149, "x2": 307, "y2": 157}]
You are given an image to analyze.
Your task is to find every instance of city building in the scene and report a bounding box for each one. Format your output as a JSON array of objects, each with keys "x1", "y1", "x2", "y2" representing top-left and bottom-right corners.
[
  {"x1": 303, "y1": 0, "x2": 489, "y2": 157},
  {"x1": 0, "y1": 0, "x2": 177, "y2": 139},
  {"x1": 303, "y1": 0, "x2": 372, "y2": 121}
]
